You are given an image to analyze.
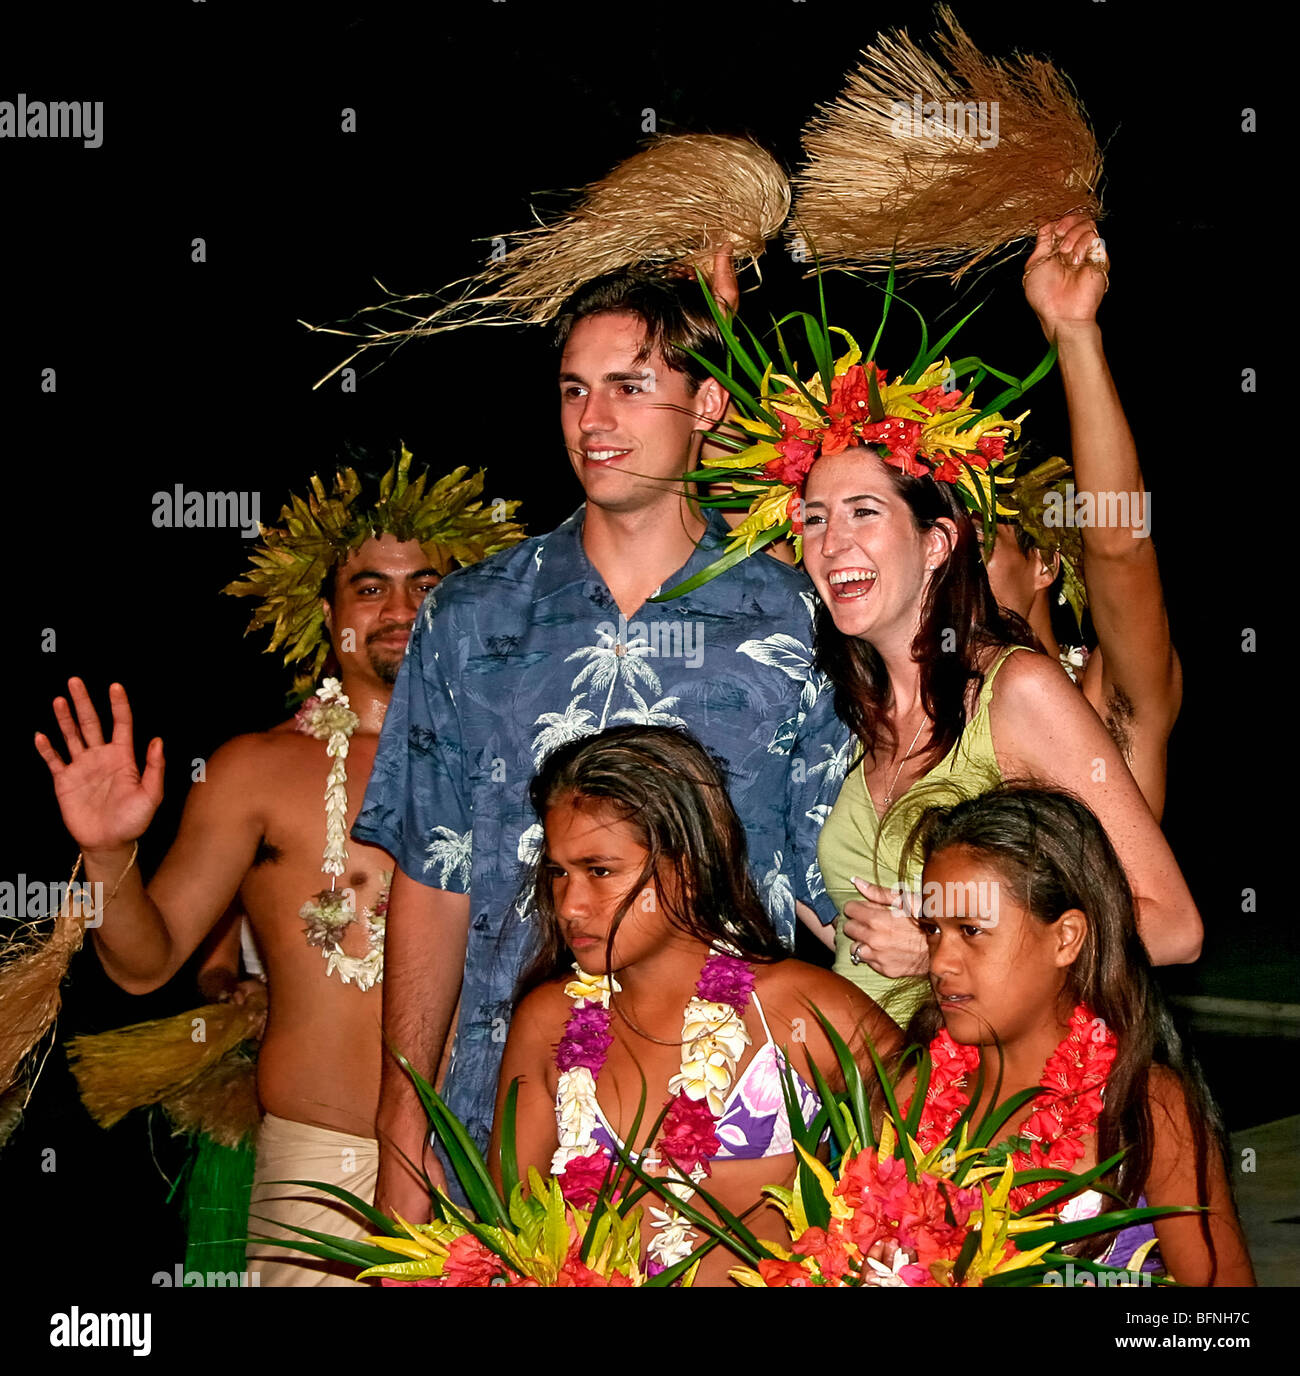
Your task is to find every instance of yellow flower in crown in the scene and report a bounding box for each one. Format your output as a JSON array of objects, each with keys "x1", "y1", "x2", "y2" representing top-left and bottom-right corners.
[{"x1": 659, "y1": 276, "x2": 1057, "y2": 599}]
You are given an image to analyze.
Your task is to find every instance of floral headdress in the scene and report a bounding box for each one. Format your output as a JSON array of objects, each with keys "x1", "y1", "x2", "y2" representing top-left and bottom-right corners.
[
  {"x1": 223, "y1": 446, "x2": 525, "y2": 701},
  {"x1": 660, "y1": 272, "x2": 1057, "y2": 597}
]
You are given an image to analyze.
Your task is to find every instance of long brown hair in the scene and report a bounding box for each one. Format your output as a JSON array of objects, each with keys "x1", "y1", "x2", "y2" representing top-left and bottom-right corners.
[
  {"x1": 813, "y1": 456, "x2": 1037, "y2": 770},
  {"x1": 516, "y1": 725, "x2": 785, "y2": 1000},
  {"x1": 902, "y1": 782, "x2": 1229, "y2": 1276}
]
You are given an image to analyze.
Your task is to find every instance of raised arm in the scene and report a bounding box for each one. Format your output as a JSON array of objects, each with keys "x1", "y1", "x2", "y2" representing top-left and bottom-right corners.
[
  {"x1": 374, "y1": 869, "x2": 469, "y2": 1224},
  {"x1": 34, "y1": 679, "x2": 262, "y2": 992},
  {"x1": 1023, "y1": 216, "x2": 1182, "y2": 811},
  {"x1": 990, "y1": 652, "x2": 1201, "y2": 966}
]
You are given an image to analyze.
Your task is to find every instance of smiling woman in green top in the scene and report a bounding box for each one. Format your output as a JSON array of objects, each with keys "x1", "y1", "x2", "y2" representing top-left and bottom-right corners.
[{"x1": 802, "y1": 432, "x2": 1201, "y2": 1023}]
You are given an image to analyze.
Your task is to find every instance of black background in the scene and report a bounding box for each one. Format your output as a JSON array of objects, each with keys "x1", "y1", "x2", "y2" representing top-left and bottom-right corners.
[{"x1": 1, "y1": 0, "x2": 1284, "y2": 1321}]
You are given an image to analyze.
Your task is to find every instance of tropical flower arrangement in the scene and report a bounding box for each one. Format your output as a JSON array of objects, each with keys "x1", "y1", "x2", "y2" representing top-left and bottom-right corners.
[
  {"x1": 257, "y1": 1012, "x2": 1193, "y2": 1288},
  {"x1": 660, "y1": 270, "x2": 1058, "y2": 598},
  {"x1": 714, "y1": 1012, "x2": 1191, "y2": 1287},
  {"x1": 255, "y1": 1056, "x2": 713, "y2": 1288}
]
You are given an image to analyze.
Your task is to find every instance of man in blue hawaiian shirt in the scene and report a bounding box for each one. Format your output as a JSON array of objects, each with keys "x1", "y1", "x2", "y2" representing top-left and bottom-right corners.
[{"x1": 354, "y1": 269, "x2": 850, "y2": 1220}]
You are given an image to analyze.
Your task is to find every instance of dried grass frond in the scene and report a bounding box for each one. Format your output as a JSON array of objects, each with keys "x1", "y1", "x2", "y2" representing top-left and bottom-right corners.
[
  {"x1": 792, "y1": 6, "x2": 1102, "y2": 280},
  {"x1": 305, "y1": 134, "x2": 790, "y2": 385},
  {"x1": 0, "y1": 882, "x2": 91, "y2": 1093},
  {"x1": 161, "y1": 1054, "x2": 262, "y2": 1148},
  {"x1": 66, "y1": 989, "x2": 266, "y2": 1131}
]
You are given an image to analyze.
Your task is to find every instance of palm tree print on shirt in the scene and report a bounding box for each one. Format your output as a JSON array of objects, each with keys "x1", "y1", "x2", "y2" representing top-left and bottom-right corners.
[
  {"x1": 424, "y1": 825, "x2": 473, "y2": 888},
  {"x1": 563, "y1": 626, "x2": 662, "y2": 730}
]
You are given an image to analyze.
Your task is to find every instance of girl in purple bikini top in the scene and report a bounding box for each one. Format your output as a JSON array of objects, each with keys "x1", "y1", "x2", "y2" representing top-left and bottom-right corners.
[{"x1": 581, "y1": 991, "x2": 822, "y2": 1166}]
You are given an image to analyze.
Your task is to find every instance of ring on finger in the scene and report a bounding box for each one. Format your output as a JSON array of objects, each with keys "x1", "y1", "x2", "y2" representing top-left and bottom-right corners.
[{"x1": 849, "y1": 941, "x2": 865, "y2": 967}]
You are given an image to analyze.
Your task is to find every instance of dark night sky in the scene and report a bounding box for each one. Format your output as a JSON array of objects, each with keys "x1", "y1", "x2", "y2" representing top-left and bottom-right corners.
[{"x1": 1, "y1": 0, "x2": 1280, "y2": 1294}]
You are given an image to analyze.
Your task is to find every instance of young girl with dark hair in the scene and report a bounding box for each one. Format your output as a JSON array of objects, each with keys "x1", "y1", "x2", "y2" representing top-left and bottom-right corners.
[
  {"x1": 491, "y1": 725, "x2": 897, "y2": 1287},
  {"x1": 894, "y1": 782, "x2": 1252, "y2": 1286}
]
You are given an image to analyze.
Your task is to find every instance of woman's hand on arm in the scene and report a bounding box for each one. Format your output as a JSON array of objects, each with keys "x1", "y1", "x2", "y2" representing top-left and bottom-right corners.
[{"x1": 842, "y1": 880, "x2": 926, "y2": 978}]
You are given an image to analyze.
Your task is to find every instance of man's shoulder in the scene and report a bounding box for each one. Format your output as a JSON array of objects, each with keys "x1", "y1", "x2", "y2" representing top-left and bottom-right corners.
[
  {"x1": 422, "y1": 522, "x2": 571, "y2": 618},
  {"x1": 208, "y1": 726, "x2": 317, "y2": 770},
  {"x1": 727, "y1": 548, "x2": 817, "y2": 619},
  {"x1": 186, "y1": 728, "x2": 314, "y2": 809}
]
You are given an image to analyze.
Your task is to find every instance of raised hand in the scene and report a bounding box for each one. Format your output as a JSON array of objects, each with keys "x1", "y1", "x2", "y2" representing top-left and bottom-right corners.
[
  {"x1": 35, "y1": 679, "x2": 164, "y2": 853},
  {"x1": 668, "y1": 244, "x2": 740, "y2": 313},
  {"x1": 1022, "y1": 213, "x2": 1109, "y2": 337}
]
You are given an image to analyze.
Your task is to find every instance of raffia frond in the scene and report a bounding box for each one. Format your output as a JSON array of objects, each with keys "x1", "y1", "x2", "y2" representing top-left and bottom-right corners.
[
  {"x1": 303, "y1": 134, "x2": 790, "y2": 384},
  {"x1": 792, "y1": 6, "x2": 1102, "y2": 280}
]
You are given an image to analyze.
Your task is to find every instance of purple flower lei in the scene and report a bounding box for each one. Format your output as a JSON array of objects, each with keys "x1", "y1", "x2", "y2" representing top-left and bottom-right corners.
[
  {"x1": 554, "y1": 950, "x2": 756, "y2": 1108},
  {"x1": 555, "y1": 950, "x2": 756, "y2": 1279},
  {"x1": 695, "y1": 951, "x2": 755, "y2": 1011},
  {"x1": 556, "y1": 1003, "x2": 613, "y2": 1074}
]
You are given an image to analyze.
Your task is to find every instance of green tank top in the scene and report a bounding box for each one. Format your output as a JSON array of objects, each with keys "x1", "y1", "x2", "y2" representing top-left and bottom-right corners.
[{"x1": 816, "y1": 646, "x2": 1025, "y2": 1025}]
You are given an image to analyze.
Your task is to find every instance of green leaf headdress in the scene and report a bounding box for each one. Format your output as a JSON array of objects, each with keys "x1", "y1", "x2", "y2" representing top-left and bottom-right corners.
[
  {"x1": 223, "y1": 447, "x2": 525, "y2": 702},
  {"x1": 996, "y1": 451, "x2": 1088, "y2": 634}
]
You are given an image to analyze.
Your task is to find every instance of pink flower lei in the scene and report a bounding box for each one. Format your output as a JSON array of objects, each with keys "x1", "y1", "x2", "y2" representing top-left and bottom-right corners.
[{"x1": 552, "y1": 948, "x2": 756, "y2": 1272}]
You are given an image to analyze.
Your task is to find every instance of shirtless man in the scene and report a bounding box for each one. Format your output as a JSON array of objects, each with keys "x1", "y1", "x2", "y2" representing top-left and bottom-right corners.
[{"x1": 34, "y1": 460, "x2": 522, "y2": 1285}]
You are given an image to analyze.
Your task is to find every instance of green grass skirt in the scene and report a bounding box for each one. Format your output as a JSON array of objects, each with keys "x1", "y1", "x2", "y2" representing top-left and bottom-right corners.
[{"x1": 181, "y1": 1131, "x2": 257, "y2": 1274}]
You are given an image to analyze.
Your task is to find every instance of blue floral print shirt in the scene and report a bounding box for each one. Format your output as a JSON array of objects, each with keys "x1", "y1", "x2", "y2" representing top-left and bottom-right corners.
[{"x1": 353, "y1": 507, "x2": 850, "y2": 1150}]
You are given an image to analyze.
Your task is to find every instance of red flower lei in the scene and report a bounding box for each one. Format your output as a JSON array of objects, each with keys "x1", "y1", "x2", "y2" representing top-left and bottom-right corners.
[{"x1": 903, "y1": 1005, "x2": 1117, "y2": 1213}]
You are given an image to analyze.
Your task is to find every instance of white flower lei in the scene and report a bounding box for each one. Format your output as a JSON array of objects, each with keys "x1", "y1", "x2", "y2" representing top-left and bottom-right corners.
[
  {"x1": 296, "y1": 678, "x2": 387, "y2": 991},
  {"x1": 552, "y1": 953, "x2": 752, "y2": 1272},
  {"x1": 1058, "y1": 645, "x2": 1089, "y2": 685}
]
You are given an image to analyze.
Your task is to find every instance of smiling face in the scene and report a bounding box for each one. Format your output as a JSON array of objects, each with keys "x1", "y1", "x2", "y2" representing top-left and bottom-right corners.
[
  {"x1": 558, "y1": 312, "x2": 726, "y2": 515},
  {"x1": 543, "y1": 793, "x2": 688, "y2": 975},
  {"x1": 801, "y1": 450, "x2": 956, "y2": 652},
  {"x1": 323, "y1": 534, "x2": 441, "y2": 687},
  {"x1": 919, "y1": 845, "x2": 1084, "y2": 1048}
]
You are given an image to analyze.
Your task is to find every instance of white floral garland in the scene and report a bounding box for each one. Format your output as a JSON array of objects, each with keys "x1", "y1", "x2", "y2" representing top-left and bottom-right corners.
[
  {"x1": 552, "y1": 953, "x2": 752, "y2": 1273},
  {"x1": 1059, "y1": 645, "x2": 1088, "y2": 685},
  {"x1": 295, "y1": 678, "x2": 387, "y2": 991},
  {"x1": 551, "y1": 968, "x2": 620, "y2": 1173}
]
